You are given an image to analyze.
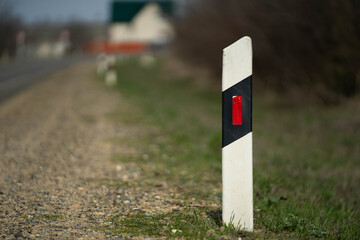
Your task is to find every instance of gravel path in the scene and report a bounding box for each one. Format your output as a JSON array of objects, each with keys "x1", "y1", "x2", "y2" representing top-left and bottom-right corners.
[
  {"x1": 0, "y1": 60, "x2": 211, "y2": 240},
  {"x1": 0, "y1": 61, "x2": 135, "y2": 239}
]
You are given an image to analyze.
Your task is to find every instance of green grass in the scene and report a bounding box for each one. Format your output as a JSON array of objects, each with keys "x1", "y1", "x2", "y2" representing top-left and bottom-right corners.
[
  {"x1": 102, "y1": 56, "x2": 360, "y2": 239},
  {"x1": 100, "y1": 209, "x2": 246, "y2": 239}
]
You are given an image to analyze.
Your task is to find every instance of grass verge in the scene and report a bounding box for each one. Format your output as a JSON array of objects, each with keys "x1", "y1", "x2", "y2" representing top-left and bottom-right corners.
[{"x1": 101, "y1": 56, "x2": 359, "y2": 239}]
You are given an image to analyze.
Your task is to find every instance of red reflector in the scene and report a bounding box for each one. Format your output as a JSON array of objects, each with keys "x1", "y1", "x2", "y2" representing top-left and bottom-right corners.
[{"x1": 232, "y1": 96, "x2": 243, "y2": 125}]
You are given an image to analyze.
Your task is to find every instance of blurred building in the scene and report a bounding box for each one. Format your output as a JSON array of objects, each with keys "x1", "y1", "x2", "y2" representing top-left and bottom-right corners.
[
  {"x1": 109, "y1": 0, "x2": 173, "y2": 44},
  {"x1": 35, "y1": 30, "x2": 70, "y2": 59},
  {"x1": 86, "y1": 0, "x2": 174, "y2": 53}
]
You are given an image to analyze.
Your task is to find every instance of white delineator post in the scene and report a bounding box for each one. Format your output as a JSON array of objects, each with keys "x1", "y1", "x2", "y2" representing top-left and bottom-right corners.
[{"x1": 222, "y1": 36, "x2": 253, "y2": 231}]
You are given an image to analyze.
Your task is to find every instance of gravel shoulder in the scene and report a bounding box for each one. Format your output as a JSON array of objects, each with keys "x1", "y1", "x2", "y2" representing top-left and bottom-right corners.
[{"x1": 0, "y1": 61, "x2": 138, "y2": 239}]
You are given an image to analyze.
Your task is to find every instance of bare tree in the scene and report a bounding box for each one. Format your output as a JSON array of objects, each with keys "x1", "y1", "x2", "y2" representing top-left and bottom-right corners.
[
  {"x1": 65, "y1": 21, "x2": 92, "y2": 52},
  {"x1": 0, "y1": 0, "x2": 22, "y2": 58}
]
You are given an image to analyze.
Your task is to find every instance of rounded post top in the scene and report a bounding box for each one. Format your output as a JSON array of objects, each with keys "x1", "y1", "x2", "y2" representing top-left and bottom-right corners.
[{"x1": 222, "y1": 36, "x2": 253, "y2": 91}]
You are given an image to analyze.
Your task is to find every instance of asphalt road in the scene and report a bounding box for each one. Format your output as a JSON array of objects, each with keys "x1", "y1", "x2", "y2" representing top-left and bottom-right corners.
[{"x1": 0, "y1": 55, "x2": 86, "y2": 102}]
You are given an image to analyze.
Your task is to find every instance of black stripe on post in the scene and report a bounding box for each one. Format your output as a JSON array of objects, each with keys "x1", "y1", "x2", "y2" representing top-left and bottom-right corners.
[{"x1": 222, "y1": 75, "x2": 252, "y2": 148}]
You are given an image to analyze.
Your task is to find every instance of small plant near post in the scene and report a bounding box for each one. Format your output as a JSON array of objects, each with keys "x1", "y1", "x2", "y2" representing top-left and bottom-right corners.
[{"x1": 222, "y1": 36, "x2": 253, "y2": 231}]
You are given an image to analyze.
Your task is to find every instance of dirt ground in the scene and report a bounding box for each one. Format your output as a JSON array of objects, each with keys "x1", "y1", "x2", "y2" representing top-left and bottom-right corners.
[{"x1": 0, "y1": 61, "x2": 171, "y2": 239}]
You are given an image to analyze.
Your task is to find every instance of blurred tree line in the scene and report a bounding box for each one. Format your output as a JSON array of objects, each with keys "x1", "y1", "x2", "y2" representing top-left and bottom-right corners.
[
  {"x1": 174, "y1": 0, "x2": 360, "y2": 103},
  {"x1": 0, "y1": 0, "x2": 101, "y2": 58}
]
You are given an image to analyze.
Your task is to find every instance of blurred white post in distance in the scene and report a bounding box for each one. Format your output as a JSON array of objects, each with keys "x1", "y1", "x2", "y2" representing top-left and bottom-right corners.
[
  {"x1": 105, "y1": 69, "x2": 117, "y2": 87},
  {"x1": 96, "y1": 54, "x2": 108, "y2": 76},
  {"x1": 96, "y1": 54, "x2": 118, "y2": 87},
  {"x1": 222, "y1": 36, "x2": 253, "y2": 231},
  {"x1": 104, "y1": 55, "x2": 117, "y2": 87}
]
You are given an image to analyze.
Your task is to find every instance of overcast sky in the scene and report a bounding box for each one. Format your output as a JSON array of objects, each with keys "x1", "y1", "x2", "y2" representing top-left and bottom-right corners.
[
  {"x1": 11, "y1": 0, "x2": 112, "y2": 23},
  {"x1": 10, "y1": 0, "x2": 185, "y2": 24}
]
